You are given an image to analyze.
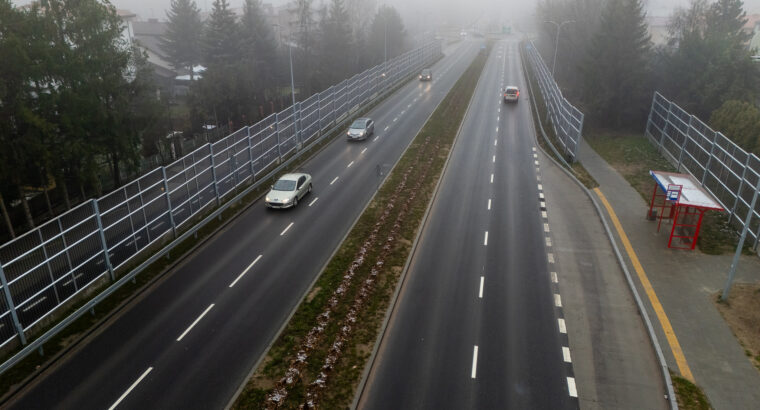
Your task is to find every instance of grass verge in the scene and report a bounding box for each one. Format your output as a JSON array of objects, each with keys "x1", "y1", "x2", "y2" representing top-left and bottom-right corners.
[
  {"x1": 670, "y1": 370, "x2": 712, "y2": 410},
  {"x1": 584, "y1": 132, "x2": 750, "y2": 255},
  {"x1": 518, "y1": 42, "x2": 598, "y2": 190},
  {"x1": 713, "y1": 284, "x2": 760, "y2": 372},
  {"x1": 0, "y1": 63, "x2": 437, "y2": 402},
  {"x1": 232, "y1": 44, "x2": 490, "y2": 409}
]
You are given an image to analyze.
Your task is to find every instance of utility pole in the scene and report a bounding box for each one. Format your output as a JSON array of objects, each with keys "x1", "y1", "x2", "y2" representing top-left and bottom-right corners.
[{"x1": 545, "y1": 20, "x2": 575, "y2": 77}]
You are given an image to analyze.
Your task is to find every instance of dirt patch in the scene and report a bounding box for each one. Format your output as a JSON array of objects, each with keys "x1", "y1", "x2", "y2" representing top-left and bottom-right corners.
[
  {"x1": 714, "y1": 283, "x2": 760, "y2": 371},
  {"x1": 306, "y1": 286, "x2": 321, "y2": 303}
]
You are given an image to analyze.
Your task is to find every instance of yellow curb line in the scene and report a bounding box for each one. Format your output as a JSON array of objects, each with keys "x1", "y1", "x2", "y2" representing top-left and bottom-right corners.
[{"x1": 594, "y1": 187, "x2": 695, "y2": 382}]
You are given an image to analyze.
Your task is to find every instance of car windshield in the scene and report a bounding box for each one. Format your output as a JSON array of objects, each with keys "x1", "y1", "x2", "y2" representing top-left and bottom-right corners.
[
  {"x1": 350, "y1": 119, "x2": 367, "y2": 128},
  {"x1": 272, "y1": 179, "x2": 297, "y2": 191},
  {"x1": 506, "y1": 89, "x2": 518, "y2": 94},
  {"x1": 422, "y1": 70, "x2": 430, "y2": 75}
]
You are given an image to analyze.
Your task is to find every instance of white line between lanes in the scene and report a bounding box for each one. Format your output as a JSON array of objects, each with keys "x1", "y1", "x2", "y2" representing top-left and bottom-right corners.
[
  {"x1": 548, "y1": 253, "x2": 555, "y2": 263},
  {"x1": 534, "y1": 160, "x2": 539, "y2": 166},
  {"x1": 541, "y1": 210, "x2": 548, "y2": 219},
  {"x1": 384, "y1": 126, "x2": 389, "y2": 131},
  {"x1": 544, "y1": 223, "x2": 550, "y2": 232},
  {"x1": 538, "y1": 184, "x2": 543, "y2": 190},
  {"x1": 373, "y1": 135, "x2": 379, "y2": 142},
  {"x1": 494, "y1": 139, "x2": 498, "y2": 146},
  {"x1": 471, "y1": 346, "x2": 479, "y2": 379},
  {"x1": 280, "y1": 222, "x2": 294, "y2": 236},
  {"x1": 109, "y1": 367, "x2": 153, "y2": 410},
  {"x1": 309, "y1": 197, "x2": 319, "y2": 207},
  {"x1": 563, "y1": 346, "x2": 572, "y2": 362},
  {"x1": 479, "y1": 276, "x2": 484, "y2": 298},
  {"x1": 347, "y1": 161, "x2": 354, "y2": 168},
  {"x1": 229, "y1": 254, "x2": 263, "y2": 288},
  {"x1": 554, "y1": 294, "x2": 562, "y2": 307},
  {"x1": 177, "y1": 304, "x2": 215, "y2": 342},
  {"x1": 361, "y1": 148, "x2": 367, "y2": 154},
  {"x1": 551, "y1": 272, "x2": 558, "y2": 283},
  {"x1": 487, "y1": 199, "x2": 491, "y2": 210},
  {"x1": 330, "y1": 176, "x2": 339, "y2": 185},
  {"x1": 558, "y1": 318, "x2": 567, "y2": 334},
  {"x1": 490, "y1": 174, "x2": 494, "y2": 183},
  {"x1": 567, "y1": 377, "x2": 578, "y2": 397},
  {"x1": 546, "y1": 237, "x2": 552, "y2": 247},
  {"x1": 393, "y1": 117, "x2": 398, "y2": 122},
  {"x1": 484, "y1": 231, "x2": 488, "y2": 246},
  {"x1": 492, "y1": 155, "x2": 496, "y2": 163}
]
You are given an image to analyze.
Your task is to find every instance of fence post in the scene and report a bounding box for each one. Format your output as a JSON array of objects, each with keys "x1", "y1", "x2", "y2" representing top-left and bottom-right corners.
[
  {"x1": 645, "y1": 93, "x2": 656, "y2": 139},
  {"x1": 0, "y1": 262, "x2": 26, "y2": 345},
  {"x1": 247, "y1": 126, "x2": 255, "y2": 179},
  {"x1": 92, "y1": 199, "x2": 115, "y2": 282},
  {"x1": 728, "y1": 156, "x2": 751, "y2": 225},
  {"x1": 275, "y1": 112, "x2": 282, "y2": 162},
  {"x1": 161, "y1": 167, "x2": 177, "y2": 239},
  {"x1": 702, "y1": 131, "x2": 719, "y2": 185},
  {"x1": 722, "y1": 178, "x2": 760, "y2": 301},
  {"x1": 676, "y1": 116, "x2": 693, "y2": 172},
  {"x1": 661, "y1": 102, "x2": 673, "y2": 151},
  {"x1": 209, "y1": 143, "x2": 221, "y2": 207}
]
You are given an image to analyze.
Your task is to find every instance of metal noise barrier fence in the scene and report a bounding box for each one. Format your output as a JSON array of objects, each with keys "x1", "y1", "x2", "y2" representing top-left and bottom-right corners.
[
  {"x1": 0, "y1": 40, "x2": 443, "y2": 352},
  {"x1": 524, "y1": 41, "x2": 585, "y2": 162},
  {"x1": 645, "y1": 92, "x2": 760, "y2": 249}
]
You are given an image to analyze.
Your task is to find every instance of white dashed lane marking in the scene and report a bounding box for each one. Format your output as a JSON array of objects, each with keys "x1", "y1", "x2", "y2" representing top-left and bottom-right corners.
[
  {"x1": 177, "y1": 304, "x2": 215, "y2": 342},
  {"x1": 361, "y1": 148, "x2": 367, "y2": 154},
  {"x1": 109, "y1": 367, "x2": 154, "y2": 410},
  {"x1": 229, "y1": 254, "x2": 263, "y2": 288},
  {"x1": 330, "y1": 176, "x2": 339, "y2": 185},
  {"x1": 347, "y1": 161, "x2": 354, "y2": 168},
  {"x1": 280, "y1": 222, "x2": 294, "y2": 236},
  {"x1": 309, "y1": 197, "x2": 319, "y2": 207},
  {"x1": 558, "y1": 318, "x2": 567, "y2": 334},
  {"x1": 471, "y1": 346, "x2": 479, "y2": 379}
]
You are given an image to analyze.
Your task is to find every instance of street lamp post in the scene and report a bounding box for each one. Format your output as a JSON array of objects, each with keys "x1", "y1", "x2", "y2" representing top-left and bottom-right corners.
[
  {"x1": 288, "y1": 39, "x2": 298, "y2": 146},
  {"x1": 545, "y1": 20, "x2": 575, "y2": 77}
]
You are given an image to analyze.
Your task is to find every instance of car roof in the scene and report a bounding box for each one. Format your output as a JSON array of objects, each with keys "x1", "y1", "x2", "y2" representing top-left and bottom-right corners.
[
  {"x1": 278, "y1": 173, "x2": 309, "y2": 181},
  {"x1": 355, "y1": 117, "x2": 371, "y2": 121},
  {"x1": 505, "y1": 86, "x2": 519, "y2": 90}
]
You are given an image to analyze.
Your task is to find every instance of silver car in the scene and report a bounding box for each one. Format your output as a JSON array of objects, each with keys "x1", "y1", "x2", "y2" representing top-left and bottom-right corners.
[
  {"x1": 265, "y1": 173, "x2": 312, "y2": 208},
  {"x1": 502, "y1": 86, "x2": 519, "y2": 103},
  {"x1": 347, "y1": 118, "x2": 375, "y2": 141}
]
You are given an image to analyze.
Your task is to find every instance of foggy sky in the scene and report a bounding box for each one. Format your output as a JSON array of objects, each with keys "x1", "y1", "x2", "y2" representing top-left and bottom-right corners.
[{"x1": 10, "y1": 0, "x2": 760, "y2": 25}]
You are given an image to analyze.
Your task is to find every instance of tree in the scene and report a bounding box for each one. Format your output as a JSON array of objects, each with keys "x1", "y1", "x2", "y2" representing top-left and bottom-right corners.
[
  {"x1": 368, "y1": 5, "x2": 405, "y2": 66},
  {"x1": 318, "y1": 0, "x2": 354, "y2": 85},
  {"x1": 657, "y1": 0, "x2": 759, "y2": 117},
  {"x1": 290, "y1": 0, "x2": 318, "y2": 94},
  {"x1": 241, "y1": 0, "x2": 278, "y2": 103},
  {"x1": 203, "y1": 0, "x2": 240, "y2": 66},
  {"x1": 161, "y1": 0, "x2": 202, "y2": 79},
  {"x1": 710, "y1": 100, "x2": 760, "y2": 154},
  {"x1": 581, "y1": 0, "x2": 652, "y2": 128}
]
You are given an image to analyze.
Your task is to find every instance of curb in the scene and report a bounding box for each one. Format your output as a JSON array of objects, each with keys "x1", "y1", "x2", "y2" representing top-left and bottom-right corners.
[
  {"x1": 351, "y1": 41, "x2": 489, "y2": 410},
  {"x1": 519, "y1": 41, "x2": 678, "y2": 410}
]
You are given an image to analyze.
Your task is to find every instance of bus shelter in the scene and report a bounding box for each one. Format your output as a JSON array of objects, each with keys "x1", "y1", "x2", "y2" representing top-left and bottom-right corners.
[{"x1": 647, "y1": 170, "x2": 724, "y2": 250}]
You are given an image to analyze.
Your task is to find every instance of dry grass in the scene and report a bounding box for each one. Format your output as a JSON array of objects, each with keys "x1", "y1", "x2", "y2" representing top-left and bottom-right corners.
[{"x1": 714, "y1": 283, "x2": 760, "y2": 372}]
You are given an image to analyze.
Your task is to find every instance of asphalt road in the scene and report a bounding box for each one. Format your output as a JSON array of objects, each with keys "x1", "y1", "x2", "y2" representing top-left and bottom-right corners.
[
  {"x1": 6, "y1": 41, "x2": 481, "y2": 410},
  {"x1": 358, "y1": 40, "x2": 577, "y2": 409}
]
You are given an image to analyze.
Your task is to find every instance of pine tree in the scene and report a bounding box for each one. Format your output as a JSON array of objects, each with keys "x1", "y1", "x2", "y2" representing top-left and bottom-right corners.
[
  {"x1": 319, "y1": 0, "x2": 354, "y2": 85},
  {"x1": 368, "y1": 5, "x2": 405, "y2": 66},
  {"x1": 161, "y1": 0, "x2": 202, "y2": 78},
  {"x1": 203, "y1": 0, "x2": 240, "y2": 66},
  {"x1": 241, "y1": 0, "x2": 278, "y2": 98},
  {"x1": 582, "y1": 0, "x2": 651, "y2": 128}
]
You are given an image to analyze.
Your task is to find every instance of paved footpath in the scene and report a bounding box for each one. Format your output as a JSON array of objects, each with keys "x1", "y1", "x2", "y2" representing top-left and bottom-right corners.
[{"x1": 578, "y1": 138, "x2": 760, "y2": 410}]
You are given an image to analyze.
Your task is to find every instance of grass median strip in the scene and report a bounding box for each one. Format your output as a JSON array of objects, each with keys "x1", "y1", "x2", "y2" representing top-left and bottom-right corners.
[{"x1": 232, "y1": 45, "x2": 490, "y2": 409}]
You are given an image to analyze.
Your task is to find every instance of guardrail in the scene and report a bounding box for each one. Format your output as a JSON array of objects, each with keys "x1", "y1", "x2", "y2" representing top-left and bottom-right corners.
[
  {"x1": 524, "y1": 41, "x2": 584, "y2": 162},
  {"x1": 0, "y1": 40, "x2": 443, "y2": 356},
  {"x1": 645, "y1": 92, "x2": 760, "y2": 249}
]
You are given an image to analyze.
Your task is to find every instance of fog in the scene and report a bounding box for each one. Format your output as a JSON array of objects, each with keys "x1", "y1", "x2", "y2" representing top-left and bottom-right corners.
[{"x1": 10, "y1": 0, "x2": 760, "y2": 30}]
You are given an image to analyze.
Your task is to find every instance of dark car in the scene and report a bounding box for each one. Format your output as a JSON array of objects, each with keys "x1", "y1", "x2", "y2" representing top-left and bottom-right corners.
[{"x1": 419, "y1": 69, "x2": 432, "y2": 81}]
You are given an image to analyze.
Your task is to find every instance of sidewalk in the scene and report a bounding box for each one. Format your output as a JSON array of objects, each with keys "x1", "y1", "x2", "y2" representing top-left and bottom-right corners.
[{"x1": 578, "y1": 139, "x2": 760, "y2": 409}]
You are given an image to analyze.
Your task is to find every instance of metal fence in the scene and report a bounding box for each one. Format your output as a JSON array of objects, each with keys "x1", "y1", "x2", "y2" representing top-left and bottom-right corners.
[
  {"x1": 0, "y1": 41, "x2": 442, "y2": 349},
  {"x1": 524, "y1": 41, "x2": 585, "y2": 161},
  {"x1": 645, "y1": 92, "x2": 760, "y2": 249}
]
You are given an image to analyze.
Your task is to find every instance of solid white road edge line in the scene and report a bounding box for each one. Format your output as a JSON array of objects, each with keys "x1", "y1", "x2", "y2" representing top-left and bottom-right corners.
[
  {"x1": 280, "y1": 222, "x2": 294, "y2": 236},
  {"x1": 471, "y1": 346, "x2": 479, "y2": 379},
  {"x1": 108, "y1": 367, "x2": 153, "y2": 410},
  {"x1": 177, "y1": 304, "x2": 215, "y2": 342},
  {"x1": 229, "y1": 254, "x2": 263, "y2": 288}
]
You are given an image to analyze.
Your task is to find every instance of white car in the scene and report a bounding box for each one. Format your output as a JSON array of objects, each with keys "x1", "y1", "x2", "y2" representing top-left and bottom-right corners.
[
  {"x1": 265, "y1": 173, "x2": 312, "y2": 208},
  {"x1": 502, "y1": 86, "x2": 519, "y2": 103}
]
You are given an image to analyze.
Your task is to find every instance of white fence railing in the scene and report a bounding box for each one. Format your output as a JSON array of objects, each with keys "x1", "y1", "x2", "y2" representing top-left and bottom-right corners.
[
  {"x1": 645, "y1": 92, "x2": 760, "y2": 249},
  {"x1": 0, "y1": 40, "x2": 443, "y2": 349},
  {"x1": 524, "y1": 41, "x2": 584, "y2": 161}
]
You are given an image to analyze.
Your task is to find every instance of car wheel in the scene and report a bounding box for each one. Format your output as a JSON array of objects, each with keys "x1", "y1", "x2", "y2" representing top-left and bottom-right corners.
[
  {"x1": 308, "y1": 183, "x2": 312, "y2": 193},
  {"x1": 293, "y1": 197, "x2": 298, "y2": 207}
]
